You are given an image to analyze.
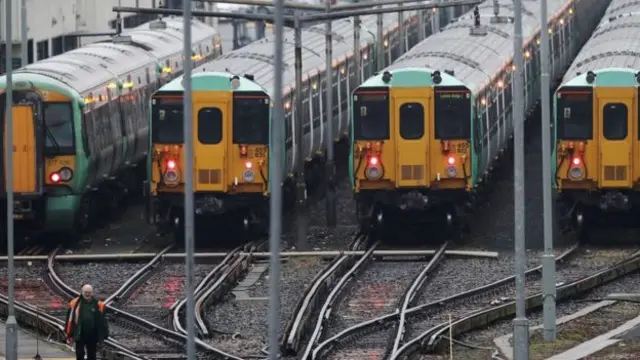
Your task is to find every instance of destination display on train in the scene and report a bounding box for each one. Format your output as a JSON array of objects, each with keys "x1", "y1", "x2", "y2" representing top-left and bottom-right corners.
[
  {"x1": 435, "y1": 91, "x2": 469, "y2": 100},
  {"x1": 558, "y1": 91, "x2": 590, "y2": 101},
  {"x1": 354, "y1": 92, "x2": 388, "y2": 101},
  {"x1": 154, "y1": 96, "x2": 183, "y2": 104}
]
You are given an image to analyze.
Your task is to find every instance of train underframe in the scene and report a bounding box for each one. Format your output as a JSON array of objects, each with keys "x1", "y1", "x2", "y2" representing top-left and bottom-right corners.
[
  {"x1": 4, "y1": 163, "x2": 146, "y2": 244},
  {"x1": 556, "y1": 189, "x2": 640, "y2": 240},
  {"x1": 152, "y1": 191, "x2": 270, "y2": 242},
  {"x1": 355, "y1": 188, "x2": 471, "y2": 240}
]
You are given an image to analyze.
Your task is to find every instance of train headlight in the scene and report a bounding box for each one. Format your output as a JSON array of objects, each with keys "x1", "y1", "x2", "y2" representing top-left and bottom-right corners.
[
  {"x1": 365, "y1": 156, "x2": 383, "y2": 181},
  {"x1": 58, "y1": 167, "x2": 74, "y2": 181},
  {"x1": 164, "y1": 169, "x2": 180, "y2": 186},
  {"x1": 568, "y1": 167, "x2": 584, "y2": 180},
  {"x1": 446, "y1": 166, "x2": 457, "y2": 178},
  {"x1": 243, "y1": 170, "x2": 255, "y2": 182}
]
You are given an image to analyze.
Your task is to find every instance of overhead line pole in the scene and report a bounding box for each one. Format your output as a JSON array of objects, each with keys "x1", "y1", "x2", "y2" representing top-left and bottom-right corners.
[
  {"x1": 181, "y1": 1, "x2": 197, "y2": 359},
  {"x1": 268, "y1": 0, "x2": 285, "y2": 356},
  {"x1": 20, "y1": 0, "x2": 27, "y2": 67},
  {"x1": 5, "y1": 0, "x2": 18, "y2": 357},
  {"x1": 325, "y1": 0, "x2": 336, "y2": 227},
  {"x1": 539, "y1": 0, "x2": 556, "y2": 341},
  {"x1": 512, "y1": 0, "x2": 529, "y2": 359}
]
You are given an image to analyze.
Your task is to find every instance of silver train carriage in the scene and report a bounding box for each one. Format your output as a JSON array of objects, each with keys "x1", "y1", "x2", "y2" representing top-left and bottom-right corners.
[
  {"x1": 386, "y1": 0, "x2": 606, "y2": 192},
  {"x1": 0, "y1": 16, "x2": 221, "y2": 237}
]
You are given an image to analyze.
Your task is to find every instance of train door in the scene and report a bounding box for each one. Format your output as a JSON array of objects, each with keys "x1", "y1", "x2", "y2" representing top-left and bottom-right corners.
[
  {"x1": 391, "y1": 88, "x2": 431, "y2": 188},
  {"x1": 193, "y1": 94, "x2": 230, "y2": 193},
  {"x1": 4, "y1": 104, "x2": 39, "y2": 194},
  {"x1": 596, "y1": 88, "x2": 634, "y2": 188}
]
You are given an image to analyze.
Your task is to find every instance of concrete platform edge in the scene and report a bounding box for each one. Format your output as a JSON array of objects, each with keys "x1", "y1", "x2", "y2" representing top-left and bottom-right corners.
[{"x1": 492, "y1": 300, "x2": 616, "y2": 360}]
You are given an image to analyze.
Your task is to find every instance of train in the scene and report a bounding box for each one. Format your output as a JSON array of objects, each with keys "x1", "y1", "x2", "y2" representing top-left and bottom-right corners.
[
  {"x1": 553, "y1": 0, "x2": 640, "y2": 238},
  {"x1": 149, "y1": 1, "x2": 475, "y2": 236},
  {"x1": 350, "y1": 0, "x2": 609, "y2": 235},
  {"x1": 0, "y1": 16, "x2": 222, "y2": 242}
]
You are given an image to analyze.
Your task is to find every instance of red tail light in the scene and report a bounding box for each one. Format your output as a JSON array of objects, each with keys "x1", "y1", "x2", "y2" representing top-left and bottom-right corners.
[
  {"x1": 572, "y1": 157, "x2": 580, "y2": 166},
  {"x1": 167, "y1": 160, "x2": 176, "y2": 169},
  {"x1": 447, "y1": 156, "x2": 456, "y2": 165},
  {"x1": 50, "y1": 173, "x2": 61, "y2": 183},
  {"x1": 369, "y1": 156, "x2": 379, "y2": 166},
  {"x1": 240, "y1": 145, "x2": 248, "y2": 156}
]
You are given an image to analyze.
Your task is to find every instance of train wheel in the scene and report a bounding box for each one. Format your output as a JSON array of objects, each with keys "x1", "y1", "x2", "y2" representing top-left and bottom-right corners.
[
  {"x1": 173, "y1": 214, "x2": 185, "y2": 245},
  {"x1": 574, "y1": 207, "x2": 589, "y2": 242}
]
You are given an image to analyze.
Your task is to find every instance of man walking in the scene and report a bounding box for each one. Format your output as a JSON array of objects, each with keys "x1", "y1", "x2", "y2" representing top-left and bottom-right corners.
[{"x1": 65, "y1": 284, "x2": 109, "y2": 360}]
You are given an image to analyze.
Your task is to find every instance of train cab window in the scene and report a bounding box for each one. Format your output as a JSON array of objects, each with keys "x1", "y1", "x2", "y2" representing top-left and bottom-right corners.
[
  {"x1": 434, "y1": 89, "x2": 471, "y2": 140},
  {"x1": 198, "y1": 107, "x2": 223, "y2": 144},
  {"x1": 399, "y1": 103, "x2": 425, "y2": 140},
  {"x1": 556, "y1": 90, "x2": 592, "y2": 140},
  {"x1": 152, "y1": 101, "x2": 184, "y2": 143},
  {"x1": 353, "y1": 90, "x2": 390, "y2": 140},
  {"x1": 233, "y1": 94, "x2": 269, "y2": 144},
  {"x1": 603, "y1": 103, "x2": 627, "y2": 140},
  {"x1": 43, "y1": 102, "x2": 75, "y2": 153}
]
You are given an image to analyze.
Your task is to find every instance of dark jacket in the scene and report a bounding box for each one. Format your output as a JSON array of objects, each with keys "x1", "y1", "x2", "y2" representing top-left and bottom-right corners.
[{"x1": 65, "y1": 297, "x2": 109, "y2": 342}]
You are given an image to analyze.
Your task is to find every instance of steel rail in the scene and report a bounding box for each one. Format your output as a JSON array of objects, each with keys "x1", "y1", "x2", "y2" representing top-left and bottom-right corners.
[
  {"x1": 312, "y1": 243, "x2": 580, "y2": 358},
  {"x1": 0, "y1": 292, "x2": 145, "y2": 359},
  {"x1": 105, "y1": 244, "x2": 175, "y2": 305},
  {"x1": 388, "y1": 241, "x2": 448, "y2": 357},
  {"x1": 171, "y1": 244, "x2": 245, "y2": 333},
  {"x1": 413, "y1": 249, "x2": 640, "y2": 355},
  {"x1": 281, "y1": 233, "x2": 367, "y2": 355},
  {"x1": 300, "y1": 240, "x2": 380, "y2": 360},
  {"x1": 191, "y1": 241, "x2": 261, "y2": 337},
  {"x1": 0, "y1": 249, "x2": 498, "y2": 261},
  {"x1": 45, "y1": 247, "x2": 245, "y2": 359}
]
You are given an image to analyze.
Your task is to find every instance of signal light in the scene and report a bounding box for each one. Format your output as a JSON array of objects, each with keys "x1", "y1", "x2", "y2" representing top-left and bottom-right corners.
[
  {"x1": 245, "y1": 162, "x2": 252, "y2": 169},
  {"x1": 447, "y1": 156, "x2": 456, "y2": 165},
  {"x1": 572, "y1": 157, "x2": 580, "y2": 166},
  {"x1": 369, "y1": 156, "x2": 379, "y2": 166},
  {"x1": 167, "y1": 160, "x2": 176, "y2": 169},
  {"x1": 50, "y1": 173, "x2": 61, "y2": 183}
]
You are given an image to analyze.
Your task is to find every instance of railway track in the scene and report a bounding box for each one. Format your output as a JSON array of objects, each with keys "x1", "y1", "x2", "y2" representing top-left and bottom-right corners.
[{"x1": 46, "y1": 245, "x2": 248, "y2": 359}]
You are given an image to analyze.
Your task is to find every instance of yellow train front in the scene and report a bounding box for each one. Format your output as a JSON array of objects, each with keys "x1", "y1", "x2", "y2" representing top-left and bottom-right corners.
[
  {"x1": 350, "y1": 69, "x2": 473, "y2": 234},
  {"x1": 554, "y1": 69, "x2": 640, "y2": 237},
  {"x1": 149, "y1": 72, "x2": 270, "y2": 240}
]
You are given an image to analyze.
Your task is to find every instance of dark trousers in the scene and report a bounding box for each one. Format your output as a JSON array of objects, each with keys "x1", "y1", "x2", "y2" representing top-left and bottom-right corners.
[{"x1": 75, "y1": 339, "x2": 97, "y2": 360}]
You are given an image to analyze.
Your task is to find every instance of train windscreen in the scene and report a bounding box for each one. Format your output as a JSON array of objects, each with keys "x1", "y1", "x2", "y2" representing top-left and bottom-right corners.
[
  {"x1": 233, "y1": 93, "x2": 270, "y2": 144},
  {"x1": 434, "y1": 87, "x2": 471, "y2": 140},
  {"x1": 43, "y1": 102, "x2": 75, "y2": 154},
  {"x1": 353, "y1": 88, "x2": 390, "y2": 140},
  {"x1": 152, "y1": 95, "x2": 184, "y2": 144},
  {"x1": 556, "y1": 88, "x2": 593, "y2": 140}
]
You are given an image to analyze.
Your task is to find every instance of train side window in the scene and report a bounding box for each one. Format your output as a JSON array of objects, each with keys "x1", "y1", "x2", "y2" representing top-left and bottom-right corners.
[
  {"x1": 399, "y1": 103, "x2": 424, "y2": 140},
  {"x1": 81, "y1": 112, "x2": 91, "y2": 157},
  {"x1": 603, "y1": 103, "x2": 627, "y2": 141},
  {"x1": 198, "y1": 107, "x2": 223, "y2": 144}
]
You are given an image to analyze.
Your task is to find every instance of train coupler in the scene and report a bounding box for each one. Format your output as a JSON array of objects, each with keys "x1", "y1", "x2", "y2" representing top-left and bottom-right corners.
[{"x1": 398, "y1": 191, "x2": 429, "y2": 211}]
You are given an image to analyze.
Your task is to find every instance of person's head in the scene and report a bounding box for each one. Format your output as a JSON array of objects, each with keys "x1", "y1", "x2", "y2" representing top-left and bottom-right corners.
[{"x1": 81, "y1": 284, "x2": 93, "y2": 300}]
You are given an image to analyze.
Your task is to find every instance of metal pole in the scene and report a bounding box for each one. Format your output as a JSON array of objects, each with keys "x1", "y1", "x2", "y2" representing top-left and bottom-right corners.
[
  {"x1": 5, "y1": 0, "x2": 19, "y2": 356},
  {"x1": 398, "y1": 4, "x2": 405, "y2": 53},
  {"x1": 376, "y1": 10, "x2": 384, "y2": 70},
  {"x1": 418, "y1": 8, "x2": 425, "y2": 40},
  {"x1": 20, "y1": 0, "x2": 27, "y2": 66},
  {"x1": 433, "y1": 1, "x2": 440, "y2": 33},
  {"x1": 325, "y1": 0, "x2": 336, "y2": 227},
  {"x1": 512, "y1": 0, "x2": 529, "y2": 359},
  {"x1": 353, "y1": 9, "x2": 361, "y2": 85},
  {"x1": 182, "y1": 3, "x2": 197, "y2": 360},
  {"x1": 268, "y1": 0, "x2": 284, "y2": 355},
  {"x1": 539, "y1": 0, "x2": 556, "y2": 341},
  {"x1": 294, "y1": 13, "x2": 309, "y2": 249}
]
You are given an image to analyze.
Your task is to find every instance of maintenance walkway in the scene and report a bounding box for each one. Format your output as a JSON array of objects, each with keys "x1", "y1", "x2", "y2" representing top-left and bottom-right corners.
[{"x1": 0, "y1": 321, "x2": 75, "y2": 359}]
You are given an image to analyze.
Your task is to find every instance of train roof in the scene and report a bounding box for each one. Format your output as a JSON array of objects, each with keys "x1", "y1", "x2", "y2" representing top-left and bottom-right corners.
[
  {"x1": 561, "y1": 67, "x2": 639, "y2": 87},
  {"x1": 190, "y1": 1, "x2": 440, "y2": 97},
  {"x1": 357, "y1": 68, "x2": 465, "y2": 88},
  {"x1": 562, "y1": 0, "x2": 640, "y2": 84},
  {"x1": 3, "y1": 16, "x2": 217, "y2": 96},
  {"x1": 384, "y1": 0, "x2": 572, "y2": 93},
  {"x1": 155, "y1": 72, "x2": 267, "y2": 93}
]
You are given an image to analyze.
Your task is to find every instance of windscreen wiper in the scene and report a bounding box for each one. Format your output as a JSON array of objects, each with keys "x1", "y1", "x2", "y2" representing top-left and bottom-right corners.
[{"x1": 43, "y1": 124, "x2": 60, "y2": 153}]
